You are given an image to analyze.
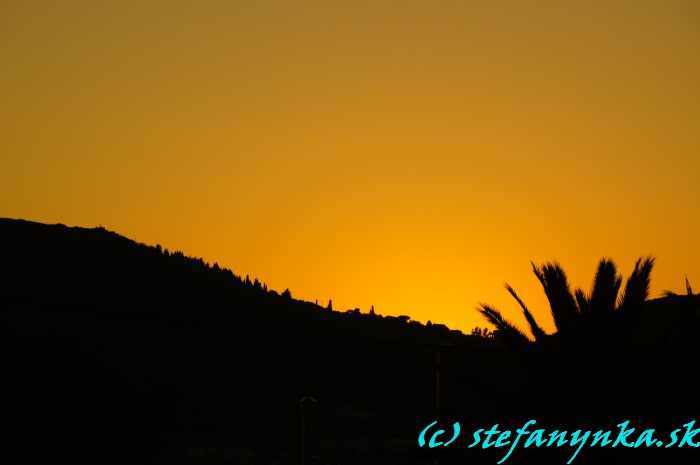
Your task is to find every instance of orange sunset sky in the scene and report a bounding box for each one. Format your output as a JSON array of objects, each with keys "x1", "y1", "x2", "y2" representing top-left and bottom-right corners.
[{"x1": 1, "y1": 1, "x2": 699, "y2": 334}]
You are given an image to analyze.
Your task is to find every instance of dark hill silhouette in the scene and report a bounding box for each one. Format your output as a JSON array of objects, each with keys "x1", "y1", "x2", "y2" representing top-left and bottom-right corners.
[
  {"x1": 4, "y1": 218, "x2": 698, "y2": 464},
  {"x1": 2, "y1": 218, "x2": 511, "y2": 464}
]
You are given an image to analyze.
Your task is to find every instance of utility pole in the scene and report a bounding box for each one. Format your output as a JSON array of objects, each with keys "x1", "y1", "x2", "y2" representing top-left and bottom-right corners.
[{"x1": 299, "y1": 397, "x2": 318, "y2": 465}]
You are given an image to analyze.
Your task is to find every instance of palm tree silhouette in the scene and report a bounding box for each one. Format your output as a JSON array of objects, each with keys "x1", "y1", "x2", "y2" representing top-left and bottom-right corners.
[
  {"x1": 479, "y1": 256, "x2": 654, "y2": 347},
  {"x1": 476, "y1": 257, "x2": 656, "y2": 420}
]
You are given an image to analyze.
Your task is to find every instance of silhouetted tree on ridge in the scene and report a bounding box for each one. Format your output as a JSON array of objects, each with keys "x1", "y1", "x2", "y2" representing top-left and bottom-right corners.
[
  {"x1": 474, "y1": 256, "x2": 699, "y2": 426},
  {"x1": 478, "y1": 257, "x2": 654, "y2": 352}
]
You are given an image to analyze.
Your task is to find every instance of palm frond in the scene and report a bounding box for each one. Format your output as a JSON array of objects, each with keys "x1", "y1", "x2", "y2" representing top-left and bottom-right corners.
[
  {"x1": 589, "y1": 258, "x2": 621, "y2": 317},
  {"x1": 661, "y1": 277, "x2": 693, "y2": 298},
  {"x1": 476, "y1": 303, "x2": 532, "y2": 349},
  {"x1": 504, "y1": 283, "x2": 547, "y2": 342},
  {"x1": 532, "y1": 261, "x2": 579, "y2": 335},
  {"x1": 574, "y1": 288, "x2": 589, "y2": 317},
  {"x1": 618, "y1": 256, "x2": 655, "y2": 311}
]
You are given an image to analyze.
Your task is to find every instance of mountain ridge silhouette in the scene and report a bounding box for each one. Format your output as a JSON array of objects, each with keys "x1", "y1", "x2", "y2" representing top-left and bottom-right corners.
[
  {"x1": 4, "y1": 217, "x2": 698, "y2": 464},
  {"x1": 0, "y1": 217, "x2": 470, "y2": 335},
  {"x1": 2, "y1": 217, "x2": 504, "y2": 464}
]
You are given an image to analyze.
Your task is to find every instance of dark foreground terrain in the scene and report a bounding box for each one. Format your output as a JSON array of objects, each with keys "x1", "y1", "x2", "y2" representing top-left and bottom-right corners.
[{"x1": 3, "y1": 218, "x2": 699, "y2": 464}]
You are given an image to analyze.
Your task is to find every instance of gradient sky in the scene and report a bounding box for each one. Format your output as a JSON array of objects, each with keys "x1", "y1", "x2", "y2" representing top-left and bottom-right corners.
[{"x1": 2, "y1": 1, "x2": 699, "y2": 334}]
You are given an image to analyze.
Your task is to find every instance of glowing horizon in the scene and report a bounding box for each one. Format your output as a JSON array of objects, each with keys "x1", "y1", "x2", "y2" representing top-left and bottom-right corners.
[{"x1": 2, "y1": 1, "x2": 699, "y2": 334}]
